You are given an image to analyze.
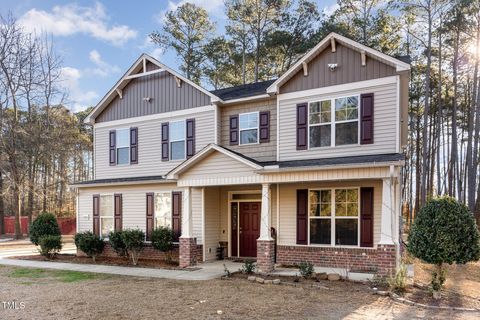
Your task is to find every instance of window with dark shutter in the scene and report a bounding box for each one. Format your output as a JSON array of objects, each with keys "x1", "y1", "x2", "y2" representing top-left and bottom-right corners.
[
  {"x1": 259, "y1": 111, "x2": 270, "y2": 143},
  {"x1": 109, "y1": 130, "x2": 116, "y2": 165},
  {"x1": 130, "y1": 128, "x2": 138, "y2": 164},
  {"x1": 161, "y1": 122, "x2": 169, "y2": 161},
  {"x1": 172, "y1": 191, "x2": 182, "y2": 242},
  {"x1": 360, "y1": 187, "x2": 374, "y2": 247},
  {"x1": 114, "y1": 194, "x2": 122, "y2": 231},
  {"x1": 360, "y1": 93, "x2": 374, "y2": 144},
  {"x1": 296, "y1": 189, "x2": 308, "y2": 245},
  {"x1": 296, "y1": 103, "x2": 308, "y2": 150},
  {"x1": 146, "y1": 193, "x2": 154, "y2": 241},
  {"x1": 229, "y1": 115, "x2": 239, "y2": 145},
  {"x1": 93, "y1": 194, "x2": 100, "y2": 236},
  {"x1": 186, "y1": 118, "x2": 195, "y2": 158}
]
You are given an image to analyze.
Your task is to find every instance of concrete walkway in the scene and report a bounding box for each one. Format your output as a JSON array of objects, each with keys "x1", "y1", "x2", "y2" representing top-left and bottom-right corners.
[{"x1": 0, "y1": 258, "x2": 243, "y2": 281}]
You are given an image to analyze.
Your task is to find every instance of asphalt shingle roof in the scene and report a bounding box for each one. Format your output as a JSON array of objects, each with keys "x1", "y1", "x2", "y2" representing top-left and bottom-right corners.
[
  {"x1": 72, "y1": 175, "x2": 165, "y2": 185},
  {"x1": 210, "y1": 79, "x2": 276, "y2": 101}
]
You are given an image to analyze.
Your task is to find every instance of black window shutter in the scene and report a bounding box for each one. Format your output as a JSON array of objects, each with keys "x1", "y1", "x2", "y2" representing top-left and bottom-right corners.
[
  {"x1": 93, "y1": 194, "x2": 100, "y2": 236},
  {"x1": 130, "y1": 127, "x2": 138, "y2": 164},
  {"x1": 259, "y1": 111, "x2": 270, "y2": 143},
  {"x1": 186, "y1": 118, "x2": 195, "y2": 158},
  {"x1": 360, "y1": 187, "x2": 374, "y2": 247},
  {"x1": 296, "y1": 103, "x2": 308, "y2": 150},
  {"x1": 146, "y1": 193, "x2": 154, "y2": 241},
  {"x1": 109, "y1": 130, "x2": 116, "y2": 165},
  {"x1": 161, "y1": 122, "x2": 169, "y2": 161},
  {"x1": 360, "y1": 93, "x2": 374, "y2": 144},
  {"x1": 172, "y1": 191, "x2": 182, "y2": 242},
  {"x1": 296, "y1": 189, "x2": 308, "y2": 245},
  {"x1": 114, "y1": 194, "x2": 122, "y2": 231},
  {"x1": 229, "y1": 115, "x2": 239, "y2": 145}
]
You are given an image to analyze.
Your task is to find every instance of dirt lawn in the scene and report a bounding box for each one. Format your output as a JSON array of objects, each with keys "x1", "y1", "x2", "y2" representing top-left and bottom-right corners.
[{"x1": 0, "y1": 266, "x2": 478, "y2": 320}]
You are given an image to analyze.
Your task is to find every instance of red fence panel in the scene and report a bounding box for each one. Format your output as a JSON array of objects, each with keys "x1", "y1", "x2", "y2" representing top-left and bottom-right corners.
[{"x1": 3, "y1": 216, "x2": 76, "y2": 235}]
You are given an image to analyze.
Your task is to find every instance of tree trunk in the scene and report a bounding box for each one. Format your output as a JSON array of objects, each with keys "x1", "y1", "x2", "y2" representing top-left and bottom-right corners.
[{"x1": 0, "y1": 171, "x2": 4, "y2": 235}]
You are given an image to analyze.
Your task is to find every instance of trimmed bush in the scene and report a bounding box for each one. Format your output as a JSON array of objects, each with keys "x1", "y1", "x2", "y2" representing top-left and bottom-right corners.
[
  {"x1": 298, "y1": 261, "x2": 314, "y2": 279},
  {"x1": 108, "y1": 230, "x2": 128, "y2": 257},
  {"x1": 38, "y1": 235, "x2": 62, "y2": 258},
  {"x1": 121, "y1": 229, "x2": 145, "y2": 265},
  {"x1": 30, "y1": 212, "x2": 61, "y2": 245},
  {"x1": 408, "y1": 196, "x2": 480, "y2": 296},
  {"x1": 151, "y1": 227, "x2": 174, "y2": 263},
  {"x1": 75, "y1": 231, "x2": 105, "y2": 262}
]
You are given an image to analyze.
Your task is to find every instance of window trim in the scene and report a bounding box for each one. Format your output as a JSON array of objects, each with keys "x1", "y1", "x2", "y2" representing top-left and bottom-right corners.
[
  {"x1": 239, "y1": 111, "x2": 260, "y2": 145},
  {"x1": 99, "y1": 194, "x2": 114, "y2": 239},
  {"x1": 307, "y1": 187, "x2": 361, "y2": 248},
  {"x1": 169, "y1": 120, "x2": 186, "y2": 161},
  {"x1": 115, "y1": 128, "x2": 130, "y2": 165},
  {"x1": 151, "y1": 191, "x2": 180, "y2": 244},
  {"x1": 307, "y1": 94, "x2": 360, "y2": 149}
]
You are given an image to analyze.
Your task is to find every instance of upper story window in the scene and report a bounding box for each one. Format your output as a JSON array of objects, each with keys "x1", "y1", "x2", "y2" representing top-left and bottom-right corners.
[
  {"x1": 170, "y1": 120, "x2": 186, "y2": 160},
  {"x1": 116, "y1": 129, "x2": 130, "y2": 165},
  {"x1": 309, "y1": 96, "x2": 359, "y2": 148},
  {"x1": 239, "y1": 112, "x2": 259, "y2": 145},
  {"x1": 100, "y1": 195, "x2": 114, "y2": 238}
]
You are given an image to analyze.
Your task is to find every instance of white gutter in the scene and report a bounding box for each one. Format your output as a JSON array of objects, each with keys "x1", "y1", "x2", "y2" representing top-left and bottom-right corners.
[
  {"x1": 256, "y1": 160, "x2": 405, "y2": 174},
  {"x1": 69, "y1": 178, "x2": 176, "y2": 188}
]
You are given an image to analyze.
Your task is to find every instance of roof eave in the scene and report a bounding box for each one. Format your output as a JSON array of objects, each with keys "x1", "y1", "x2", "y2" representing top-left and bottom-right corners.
[{"x1": 256, "y1": 160, "x2": 405, "y2": 174}]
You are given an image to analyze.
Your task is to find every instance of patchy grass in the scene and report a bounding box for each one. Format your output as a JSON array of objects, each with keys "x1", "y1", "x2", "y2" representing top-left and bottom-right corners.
[{"x1": 8, "y1": 267, "x2": 102, "y2": 283}]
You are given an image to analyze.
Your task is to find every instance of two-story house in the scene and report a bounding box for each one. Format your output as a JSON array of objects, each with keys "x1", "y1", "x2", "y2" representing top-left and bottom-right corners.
[{"x1": 72, "y1": 33, "x2": 410, "y2": 277}]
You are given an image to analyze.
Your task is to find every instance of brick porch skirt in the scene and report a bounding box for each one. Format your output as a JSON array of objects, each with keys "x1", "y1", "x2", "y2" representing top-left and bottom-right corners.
[
  {"x1": 77, "y1": 243, "x2": 203, "y2": 263},
  {"x1": 276, "y1": 244, "x2": 396, "y2": 276}
]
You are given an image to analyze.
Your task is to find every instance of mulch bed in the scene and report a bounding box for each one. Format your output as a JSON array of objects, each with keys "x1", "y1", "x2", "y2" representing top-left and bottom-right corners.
[
  {"x1": 398, "y1": 285, "x2": 480, "y2": 310},
  {"x1": 10, "y1": 253, "x2": 186, "y2": 270}
]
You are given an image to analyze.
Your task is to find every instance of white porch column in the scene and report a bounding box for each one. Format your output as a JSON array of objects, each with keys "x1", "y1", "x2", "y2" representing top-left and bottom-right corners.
[
  {"x1": 180, "y1": 187, "x2": 193, "y2": 238},
  {"x1": 259, "y1": 183, "x2": 273, "y2": 241},
  {"x1": 379, "y1": 178, "x2": 395, "y2": 245}
]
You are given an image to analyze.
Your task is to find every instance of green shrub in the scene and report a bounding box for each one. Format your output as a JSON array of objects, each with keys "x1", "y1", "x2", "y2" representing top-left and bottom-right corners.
[
  {"x1": 108, "y1": 230, "x2": 127, "y2": 257},
  {"x1": 38, "y1": 235, "x2": 62, "y2": 258},
  {"x1": 76, "y1": 231, "x2": 105, "y2": 262},
  {"x1": 298, "y1": 261, "x2": 314, "y2": 279},
  {"x1": 408, "y1": 196, "x2": 480, "y2": 294},
  {"x1": 29, "y1": 213, "x2": 61, "y2": 245},
  {"x1": 121, "y1": 229, "x2": 145, "y2": 265},
  {"x1": 151, "y1": 227, "x2": 174, "y2": 263},
  {"x1": 388, "y1": 263, "x2": 407, "y2": 294},
  {"x1": 241, "y1": 259, "x2": 256, "y2": 274}
]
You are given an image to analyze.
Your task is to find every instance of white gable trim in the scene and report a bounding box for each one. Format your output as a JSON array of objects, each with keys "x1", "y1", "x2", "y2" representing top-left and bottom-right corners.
[
  {"x1": 267, "y1": 32, "x2": 410, "y2": 94},
  {"x1": 166, "y1": 144, "x2": 262, "y2": 179},
  {"x1": 84, "y1": 54, "x2": 221, "y2": 125}
]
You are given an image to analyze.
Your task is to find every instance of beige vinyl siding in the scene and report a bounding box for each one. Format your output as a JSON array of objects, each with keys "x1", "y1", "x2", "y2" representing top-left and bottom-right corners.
[
  {"x1": 278, "y1": 81, "x2": 398, "y2": 161},
  {"x1": 277, "y1": 180, "x2": 382, "y2": 248},
  {"x1": 95, "y1": 109, "x2": 215, "y2": 180},
  {"x1": 180, "y1": 152, "x2": 257, "y2": 180},
  {"x1": 76, "y1": 183, "x2": 203, "y2": 244},
  {"x1": 280, "y1": 43, "x2": 396, "y2": 94},
  {"x1": 220, "y1": 98, "x2": 277, "y2": 162},
  {"x1": 204, "y1": 187, "x2": 220, "y2": 261}
]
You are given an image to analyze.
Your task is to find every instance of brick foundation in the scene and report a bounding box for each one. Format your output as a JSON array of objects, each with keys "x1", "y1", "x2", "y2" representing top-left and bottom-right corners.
[
  {"x1": 179, "y1": 237, "x2": 198, "y2": 268},
  {"x1": 257, "y1": 240, "x2": 275, "y2": 273},
  {"x1": 77, "y1": 242, "x2": 203, "y2": 263},
  {"x1": 277, "y1": 244, "x2": 397, "y2": 276}
]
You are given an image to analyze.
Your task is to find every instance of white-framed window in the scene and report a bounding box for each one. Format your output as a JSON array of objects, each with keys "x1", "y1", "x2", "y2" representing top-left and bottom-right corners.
[
  {"x1": 308, "y1": 188, "x2": 360, "y2": 246},
  {"x1": 99, "y1": 195, "x2": 114, "y2": 238},
  {"x1": 309, "y1": 95, "x2": 359, "y2": 148},
  {"x1": 154, "y1": 192, "x2": 172, "y2": 229},
  {"x1": 239, "y1": 112, "x2": 259, "y2": 145},
  {"x1": 116, "y1": 128, "x2": 130, "y2": 165},
  {"x1": 170, "y1": 120, "x2": 186, "y2": 160}
]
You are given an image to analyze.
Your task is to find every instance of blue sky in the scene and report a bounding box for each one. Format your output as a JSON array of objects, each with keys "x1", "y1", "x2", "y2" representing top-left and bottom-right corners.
[{"x1": 2, "y1": 0, "x2": 337, "y2": 112}]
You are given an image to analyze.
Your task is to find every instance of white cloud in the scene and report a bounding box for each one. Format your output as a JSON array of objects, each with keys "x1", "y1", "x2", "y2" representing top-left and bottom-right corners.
[
  {"x1": 61, "y1": 67, "x2": 98, "y2": 112},
  {"x1": 150, "y1": 48, "x2": 164, "y2": 60},
  {"x1": 87, "y1": 49, "x2": 120, "y2": 77},
  {"x1": 322, "y1": 3, "x2": 339, "y2": 17},
  {"x1": 18, "y1": 2, "x2": 137, "y2": 46}
]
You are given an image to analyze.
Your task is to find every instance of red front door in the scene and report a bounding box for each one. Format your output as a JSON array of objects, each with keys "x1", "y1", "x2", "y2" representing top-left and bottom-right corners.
[{"x1": 239, "y1": 202, "x2": 260, "y2": 257}]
